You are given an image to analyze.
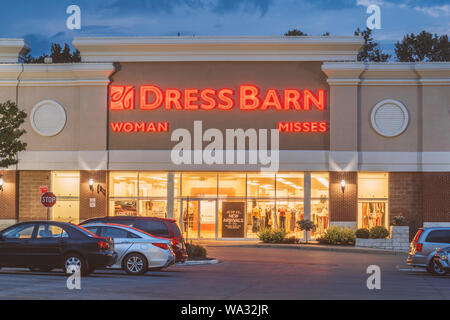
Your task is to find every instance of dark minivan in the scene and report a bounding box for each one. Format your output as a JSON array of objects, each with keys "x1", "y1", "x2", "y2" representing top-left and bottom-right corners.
[
  {"x1": 0, "y1": 221, "x2": 116, "y2": 276},
  {"x1": 80, "y1": 216, "x2": 187, "y2": 262}
]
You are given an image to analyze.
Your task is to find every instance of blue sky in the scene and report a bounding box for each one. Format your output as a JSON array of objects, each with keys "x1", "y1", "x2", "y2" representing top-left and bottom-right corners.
[{"x1": 0, "y1": 0, "x2": 449, "y2": 58}]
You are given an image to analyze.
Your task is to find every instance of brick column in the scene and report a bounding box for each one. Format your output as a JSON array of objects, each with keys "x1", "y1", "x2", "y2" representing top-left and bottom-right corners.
[
  {"x1": 329, "y1": 172, "x2": 357, "y2": 228},
  {"x1": 80, "y1": 171, "x2": 107, "y2": 222},
  {"x1": 422, "y1": 172, "x2": 450, "y2": 225},
  {"x1": 0, "y1": 170, "x2": 18, "y2": 229},
  {"x1": 18, "y1": 171, "x2": 51, "y2": 221},
  {"x1": 389, "y1": 172, "x2": 422, "y2": 239}
]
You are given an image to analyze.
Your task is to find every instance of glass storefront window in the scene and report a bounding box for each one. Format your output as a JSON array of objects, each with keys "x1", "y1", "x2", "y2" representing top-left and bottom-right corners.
[
  {"x1": 276, "y1": 173, "x2": 304, "y2": 198},
  {"x1": 218, "y1": 173, "x2": 246, "y2": 198},
  {"x1": 247, "y1": 173, "x2": 275, "y2": 198},
  {"x1": 358, "y1": 173, "x2": 389, "y2": 229},
  {"x1": 311, "y1": 173, "x2": 329, "y2": 238},
  {"x1": 182, "y1": 173, "x2": 217, "y2": 198},
  {"x1": 139, "y1": 199, "x2": 167, "y2": 218},
  {"x1": 51, "y1": 171, "x2": 80, "y2": 223},
  {"x1": 276, "y1": 199, "x2": 304, "y2": 236},
  {"x1": 110, "y1": 172, "x2": 138, "y2": 198},
  {"x1": 139, "y1": 172, "x2": 167, "y2": 197},
  {"x1": 246, "y1": 200, "x2": 275, "y2": 238}
]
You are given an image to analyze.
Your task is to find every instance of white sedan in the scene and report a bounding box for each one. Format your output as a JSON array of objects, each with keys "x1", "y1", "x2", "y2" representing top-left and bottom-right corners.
[{"x1": 83, "y1": 223, "x2": 175, "y2": 275}]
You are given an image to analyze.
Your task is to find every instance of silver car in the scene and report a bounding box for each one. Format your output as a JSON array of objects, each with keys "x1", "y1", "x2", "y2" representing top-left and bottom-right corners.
[
  {"x1": 407, "y1": 227, "x2": 450, "y2": 274},
  {"x1": 83, "y1": 223, "x2": 175, "y2": 275}
]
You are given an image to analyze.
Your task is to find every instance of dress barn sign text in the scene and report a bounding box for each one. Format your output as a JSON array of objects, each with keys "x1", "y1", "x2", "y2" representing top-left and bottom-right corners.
[{"x1": 109, "y1": 84, "x2": 328, "y2": 134}]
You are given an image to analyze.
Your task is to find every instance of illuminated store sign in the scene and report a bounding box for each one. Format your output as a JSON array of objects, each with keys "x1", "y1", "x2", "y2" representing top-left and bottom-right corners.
[
  {"x1": 110, "y1": 85, "x2": 326, "y2": 111},
  {"x1": 109, "y1": 84, "x2": 328, "y2": 134}
]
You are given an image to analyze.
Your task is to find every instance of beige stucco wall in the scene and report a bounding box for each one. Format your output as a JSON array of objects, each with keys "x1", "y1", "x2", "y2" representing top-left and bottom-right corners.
[
  {"x1": 421, "y1": 86, "x2": 450, "y2": 152},
  {"x1": 359, "y1": 85, "x2": 420, "y2": 152}
]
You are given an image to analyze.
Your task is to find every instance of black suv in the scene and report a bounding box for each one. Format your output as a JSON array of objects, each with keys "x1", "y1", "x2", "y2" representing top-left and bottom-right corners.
[{"x1": 80, "y1": 216, "x2": 187, "y2": 262}]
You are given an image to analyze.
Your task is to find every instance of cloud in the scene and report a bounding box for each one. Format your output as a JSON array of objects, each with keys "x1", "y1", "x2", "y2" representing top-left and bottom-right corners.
[
  {"x1": 413, "y1": 5, "x2": 450, "y2": 18},
  {"x1": 356, "y1": 0, "x2": 385, "y2": 6},
  {"x1": 105, "y1": 0, "x2": 273, "y2": 15}
]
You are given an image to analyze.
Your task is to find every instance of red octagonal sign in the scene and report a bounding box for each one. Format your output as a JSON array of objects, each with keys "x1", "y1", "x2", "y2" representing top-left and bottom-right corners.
[{"x1": 41, "y1": 192, "x2": 57, "y2": 208}]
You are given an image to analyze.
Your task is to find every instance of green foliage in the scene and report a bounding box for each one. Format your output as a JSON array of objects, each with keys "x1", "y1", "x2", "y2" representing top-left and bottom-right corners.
[
  {"x1": 285, "y1": 29, "x2": 308, "y2": 36},
  {"x1": 257, "y1": 228, "x2": 287, "y2": 243},
  {"x1": 23, "y1": 43, "x2": 81, "y2": 64},
  {"x1": 354, "y1": 27, "x2": 391, "y2": 62},
  {"x1": 185, "y1": 243, "x2": 207, "y2": 260},
  {"x1": 369, "y1": 226, "x2": 390, "y2": 239},
  {"x1": 322, "y1": 226, "x2": 356, "y2": 245},
  {"x1": 355, "y1": 228, "x2": 370, "y2": 239},
  {"x1": 391, "y1": 215, "x2": 407, "y2": 226},
  {"x1": 395, "y1": 31, "x2": 449, "y2": 62},
  {"x1": 0, "y1": 100, "x2": 27, "y2": 168},
  {"x1": 297, "y1": 219, "x2": 316, "y2": 232}
]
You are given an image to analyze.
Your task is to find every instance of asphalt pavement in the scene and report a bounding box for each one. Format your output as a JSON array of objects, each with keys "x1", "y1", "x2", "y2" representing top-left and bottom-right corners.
[{"x1": 0, "y1": 246, "x2": 449, "y2": 300}]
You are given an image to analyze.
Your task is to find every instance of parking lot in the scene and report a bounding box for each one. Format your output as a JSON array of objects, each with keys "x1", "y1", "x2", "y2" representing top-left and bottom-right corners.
[{"x1": 0, "y1": 246, "x2": 449, "y2": 300}]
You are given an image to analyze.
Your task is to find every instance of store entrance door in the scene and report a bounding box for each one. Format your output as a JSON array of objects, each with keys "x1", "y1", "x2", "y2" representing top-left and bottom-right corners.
[
  {"x1": 199, "y1": 200, "x2": 216, "y2": 239},
  {"x1": 182, "y1": 199, "x2": 217, "y2": 240}
]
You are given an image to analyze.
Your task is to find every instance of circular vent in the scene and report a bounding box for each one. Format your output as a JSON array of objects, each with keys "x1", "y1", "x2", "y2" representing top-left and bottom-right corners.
[
  {"x1": 30, "y1": 100, "x2": 67, "y2": 137},
  {"x1": 371, "y1": 99, "x2": 409, "y2": 137}
]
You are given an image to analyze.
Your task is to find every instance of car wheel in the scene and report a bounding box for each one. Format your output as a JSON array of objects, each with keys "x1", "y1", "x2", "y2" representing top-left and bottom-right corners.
[
  {"x1": 64, "y1": 254, "x2": 89, "y2": 276},
  {"x1": 124, "y1": 253, "x2": 148, "y2": 275},
  {"x1": 430, "y1": 259, "x2": 447, "y2": 276},
  {"x1": 29, "y1": 267, "x2": 54, "y2": 272}
]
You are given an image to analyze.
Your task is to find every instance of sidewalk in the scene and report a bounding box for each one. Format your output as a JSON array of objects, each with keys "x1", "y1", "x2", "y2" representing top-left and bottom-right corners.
[{"x1": 190, "y1": 240, "x2": 409, "y2": 256}]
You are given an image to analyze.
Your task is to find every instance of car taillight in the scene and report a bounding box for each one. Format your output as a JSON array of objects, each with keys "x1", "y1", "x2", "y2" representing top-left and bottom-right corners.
[
  {"x1": 98, "y1": 241, "x2": 110, "y2": 250},
  {"x1": 152, "y1": 243, "x2": 169, "y2": 250},
  {"x1": 415, "y1": 243, "x2": 423, "y2": 252},
  {"x1": 172, "y1": 237, "x2": 181, "y2": 248}
]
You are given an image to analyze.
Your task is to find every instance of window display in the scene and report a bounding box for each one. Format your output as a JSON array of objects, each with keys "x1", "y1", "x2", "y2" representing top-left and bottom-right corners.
[
  {"x1": 358, "y1": 173, "x2": 389, "y2": 229},
  {"x1": 311, "y1": 173, "x2": 329, "y2": 238}
]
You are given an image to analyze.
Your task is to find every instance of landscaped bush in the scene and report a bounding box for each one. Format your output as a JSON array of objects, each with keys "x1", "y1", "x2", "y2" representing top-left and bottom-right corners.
[
  {"x1": 185, "y1": 243, "x2": 207, "y2": 260},
  {"x1": 257, "y1": 228, "x2": 287, "y2": 243},
  {"x1": 391, "y1": 215, "x2": 407, "y2": 226},
  {"x1": 369, "y1": 226, "x2": 390, "y2": 239},
  {"x1": 322, "y1": 226, "x2": 356, "y2": 245},
  {"x1": 355, "y1": 228, "x2": 370, "y2": 239}
]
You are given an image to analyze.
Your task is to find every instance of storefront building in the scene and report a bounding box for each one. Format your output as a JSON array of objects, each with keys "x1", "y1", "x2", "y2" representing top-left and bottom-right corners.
[{"x1": 0, "y1": 37, "x2": 449, "y2": 239}]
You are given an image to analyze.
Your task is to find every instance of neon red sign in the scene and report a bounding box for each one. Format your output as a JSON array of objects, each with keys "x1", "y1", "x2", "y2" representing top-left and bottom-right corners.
[{"x1": 110, "y1": 85, "x2": 326, "y2": 111}]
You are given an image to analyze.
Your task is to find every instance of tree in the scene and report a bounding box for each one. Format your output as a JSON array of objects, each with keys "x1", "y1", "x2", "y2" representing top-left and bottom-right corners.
[
  {"x1": 23, "y1": 43, "x2": 81, "y2": 63},
  {"x1": 0, "y1": 101, "x2": 27, "y2": 168},
  {"x1": 354, "y1": 27, "x2": 391, "y2": 62},
  {"x1": 395, "y1": 31, "x2": 450, "y2": 62},
  {"x1": 285, "y1": 29, "x2": 308, "y2": 36}
]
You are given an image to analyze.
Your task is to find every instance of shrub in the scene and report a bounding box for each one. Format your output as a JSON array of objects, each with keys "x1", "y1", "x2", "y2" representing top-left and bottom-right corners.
[
  {"x1": 391, "y1": 215, "x2": 407, "y2": 226},
  {"x1": 369, "y1": 226, "x2": 390, "y2": 239},
  {"x1": 258, "y1": 228, "x2": 273, "y2": 243},
  {"x1": 355, "y1": 228, "x2": 370, "y2": 239},
  {"x1": 322, "y1": 226, "x2": 356, "y2": 245},
  {"x1": 297, "y1": 219, "x2": 316, "y2": 232},
  {"x1": 271, "y1": 229, "x2": 287, "y2": 243},
  {"x1": 257, "y1": 228, "x2": 287, "y2": 243},
  {"x1": 185, "y1": 243, "x2": 207, "y2": 260}
]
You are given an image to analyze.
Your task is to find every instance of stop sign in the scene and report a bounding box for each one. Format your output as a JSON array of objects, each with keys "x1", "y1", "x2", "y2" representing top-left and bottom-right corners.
[{"x1": 41, "y1": 192, "x2": 57, "y2": 208}]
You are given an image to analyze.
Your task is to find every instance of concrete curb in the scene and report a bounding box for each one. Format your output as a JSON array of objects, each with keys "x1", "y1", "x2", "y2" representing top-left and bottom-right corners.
[
  {"x1": 175, "y1": 259, "x2": 220, "y2": 266},
  {"x1": 199, "y1": 243, "x2": 409, "y2": 256}
]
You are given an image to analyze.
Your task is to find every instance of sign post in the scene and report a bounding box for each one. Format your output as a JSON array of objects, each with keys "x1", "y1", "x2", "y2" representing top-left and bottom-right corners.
[{"x1": 41, "y1": 192, "x2": 57, "y2": 220}]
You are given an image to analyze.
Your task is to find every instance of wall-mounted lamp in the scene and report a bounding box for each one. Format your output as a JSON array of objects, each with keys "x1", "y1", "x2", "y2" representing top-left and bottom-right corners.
[
  {"x1": 0, "y1": 174, "x2": 3, "y2": 192},
  {"x1": 341, "y1": 179, "x2": 346, "y2": 193},
  {"x1": 89, "y1": 179, "x2": 94, "y2": 192},
  {"x1": 97, "y1": 184, "x2": 106, "y2": 196}
]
